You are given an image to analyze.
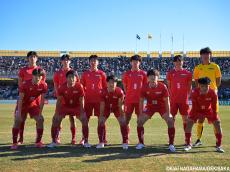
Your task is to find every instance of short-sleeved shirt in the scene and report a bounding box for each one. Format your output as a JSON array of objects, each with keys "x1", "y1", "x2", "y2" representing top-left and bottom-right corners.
[{"x1": 194, "y1": 62, "x2": 221, "y2": 90}]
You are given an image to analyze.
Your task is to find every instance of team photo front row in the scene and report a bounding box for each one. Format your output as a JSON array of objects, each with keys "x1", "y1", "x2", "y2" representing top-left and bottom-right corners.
[{"x1": 11, "y1": 51, "x2": 224, "y2": 153}]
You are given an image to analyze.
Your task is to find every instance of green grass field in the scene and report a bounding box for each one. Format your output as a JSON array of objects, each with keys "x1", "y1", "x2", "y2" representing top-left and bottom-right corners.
[{"x1": 0, "y1": 104, "x2": 230, "y2": 172}]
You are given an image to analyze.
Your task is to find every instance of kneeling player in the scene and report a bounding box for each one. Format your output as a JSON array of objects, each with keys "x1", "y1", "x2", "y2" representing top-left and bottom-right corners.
[
  {"x1": 48, "y1": 70, "x2": 90, "y2": 148},
  {"x1": 11, "y1": 68, "x2": 47, "y2": 149},
  {"x1": 184, "y1": 77, "x2": 224, "y2": 153},
  {"x1": 96, "y1": 75, "x2": 128, "y2": 149},
  {"x1": 137, "y1": 69, "x2": 176, "y2": 152}
]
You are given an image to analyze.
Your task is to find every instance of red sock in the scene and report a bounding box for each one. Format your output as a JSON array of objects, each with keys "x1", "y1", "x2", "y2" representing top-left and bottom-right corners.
[
  {"x1": 36, "y1": 128, "x2": 43, "y2": 143},
  {"x1": 103, "y1": 124, "x2": 107, "y2": 143},
  {"x1": 168, "y1": 127, "x2": 175, "y2": 145},
  {"x1": 82, "y1": 125, "x2": 89, "y2": 143},
  {"x1": 183, "y1": 123, "x2": 187, "y2": 132},
  {"x1": 120, "y1": 125, "x2": 128, "y2": 144},
  {"x1": 215, "y1": 133, "x2": 222, "y2": 147},
  {"x1": 19, "y1": 121, "x2": 25, "y2": 141},
  {"x1": 70, "y1": 127, "x2": 76, "y2": 140},
  {"x1": 97, "y1": 125, "x2": 105, "y2": 143},
  {"x1": 185, "y1": 133, "x2": 192, "y2": 146},
  {"x1": 51, "y1": 126, "x2": 58, "y2": 143},
  {"x1": 137, "y1": 126, "x2": 144, "y2": 144},
  {"x1": 12, "y1": 128, "x2": 19, "y2": 144}
]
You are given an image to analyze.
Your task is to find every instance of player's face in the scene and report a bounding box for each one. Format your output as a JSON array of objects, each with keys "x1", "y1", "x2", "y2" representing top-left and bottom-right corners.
[
  {"x1": 174, "y1": 60, "x2": 183, "y2": 68},
  {"x1": 28, "y1": 55, "x2": 37, "y2": 65},
  {"x1": 199, "y1": 84, "x2": 209, "y2": 94},
  {"x1": 33, "y1": 75, "x2": 42, "y2": 84},
  {"x1": 61, "y1": 59, "x2": 70, "y2": 68},
  {"x1": 131, "y1": 60, "x2": 140, "y2": 69},
  {"x1": 107, "y1": 80, "x2": 116, "y2": 90},
  {"x1": 148, "y1": 75, "x2": 158, "y2": 83},
  {"x1": 89, "y1": 59, "x2": 98, "y2": 69},
  {"x1": 67, "y1": 75, "x2": 76, "y2": 86},
  {"x1": 201, "y1": 53, "x2": 211, "y2": 64}
]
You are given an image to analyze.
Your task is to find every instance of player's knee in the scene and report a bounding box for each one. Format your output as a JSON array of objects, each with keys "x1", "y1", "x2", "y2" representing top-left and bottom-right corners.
[{"x1": 37, "y1": 115, "x2": 44, "y2": 124}]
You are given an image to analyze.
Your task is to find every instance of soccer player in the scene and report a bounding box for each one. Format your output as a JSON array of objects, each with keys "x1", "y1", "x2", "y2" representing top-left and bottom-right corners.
[
  {"x1": 48, "y1": 70, "x2": 90, "y2": 148},
  {"x1": 96, "y1": 75, "x2": 128, "y2": 149},
  {"x1": 53, "y1": 54, "x2": 80, "y2": 144},
  {"x1": 17, "y1": 51, "x2": 46, "y2": 144},
  {"x1": 193, "y1": 47, "x2": 222, "y2": 146},
  {"x1": 184, "y1": 77, "x2": 224, "y2": 153},
  {"x1": 166, "y1": 55, "x2": 192, "y2": 142},
  {"x1": 137, "y1": 69, "x2": 176, "y2": 152},
  {"x1": 81, "y1": 55, "x2": 107, "y2": 145},
  {"x1": 122, "y1": 54, "x2": 147, "y2": 148},
  {"x1": 11, "y1": 68, "x2": 47, "y2": 150}
]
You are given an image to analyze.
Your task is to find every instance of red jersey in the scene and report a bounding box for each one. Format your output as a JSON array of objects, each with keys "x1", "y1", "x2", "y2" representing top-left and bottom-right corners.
[
  {"x1": 58, "y1": 82, "x2": 84, "y2": 108},
  {"x1": 166, "y1": 69, "x2": 192, "y2": 103},
  {"x1": 122, "y1": 70, "x2": 147, "y2": 103},
  {"x1": 18, "y1": 66, "x2": 46, "y2": 87},
  {"x1": 81, "y1": 70, "x2": 107, "y2": 103},
  {"x1": 101, "y1": 87, "x2": 124, "y2": 110},
  {"x1": 53, "y1": 68, "x2": 79, "y2": 96},
  {"x1": 19, "y1": 80, "x2": 48, "y2": 107},
  {"x1": 190, "y1": 88, "x2": 218, "y2": 115},
  {"x1": 141, "y1": 82, "x2": 169, "y2": 109}
]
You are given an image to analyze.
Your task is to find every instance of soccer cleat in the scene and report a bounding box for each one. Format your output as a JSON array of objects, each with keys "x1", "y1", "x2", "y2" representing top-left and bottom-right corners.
[
  {"x1": 216, "y1": 147, "x2": 225, "y2": 153},
  {"x1": 184, "y1": 145, "x2": 192, "y2": 151},
  {"x1": 35, "y1": 142, "x2": 45, "y2": 148},
  {"x1": 169, "y1": 144, "x2": 176, "y2": 152},
  {"x1": 79, "y1": 138, "x2": 85, "y2": 145},
  {"x1": 193, "y1": 139, "x2": 202, "y2": 147},
  {"x1": 10, "y1": 143, "x2": 18, "y2": 150},
  {"x1": 47, "y1": 142, "x2": 58, "y2": 148},
  {"x1": 122, "y1": 143, "x2": 129, "y2": 150},
  {"x1": 71, "y1": 139, "x2": 76, "y2": 145},
  {"x1": 136, "y1": 143, "x2": 145, "y2": 150},
  {"x1": 96, "y1": 143, "x2": 105, "y2": 149},
  {"x1": 83, "y1": 142, "x2": 91, "y2": 148}
]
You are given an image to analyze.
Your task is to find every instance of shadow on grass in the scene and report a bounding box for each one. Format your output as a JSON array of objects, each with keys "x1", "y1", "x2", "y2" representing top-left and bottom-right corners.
[{"x1": 0, "y1": 143, "x2": 217, "y2": 162}]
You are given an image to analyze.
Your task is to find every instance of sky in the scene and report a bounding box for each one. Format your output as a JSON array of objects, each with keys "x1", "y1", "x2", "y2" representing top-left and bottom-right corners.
[{"x1": 0, "y1": 0, "x2": 230, "y2": 52}]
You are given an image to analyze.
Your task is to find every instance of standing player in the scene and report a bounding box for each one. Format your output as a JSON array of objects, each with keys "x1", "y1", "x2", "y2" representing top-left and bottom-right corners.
[
  {"x1": 48, "y1": 70, "x2": 90, "y2": 148},
  {"x1": 11, "y1": 68, "x2": 47, "y2": 149},
  {"x1": 122, "y1": 55, "x2": 147, "y2": 148},
  {"x1": 96, "y1": 75, "x2": 128, "y2": 149},
  {"x1": 184, "y1": 77, "x2": 224, "y2": 153},
  {"x1": 17, "y1": 51, "x2": 46, "y2": 144},
  {"x1": 137, "y1": 69, "x2": 176, "y2": 152},
  {"x1": 166, "y1": 55, "x2": 192, "y2": 143},
  {"x1": 193, "y1": 47, "x2": 222, "y2": 146},
  {"x1": 53, "y1": 54, "x2": 80, "y2": 144},
  {"x1": 81, "y1": 55, "x2": 107, "y2": 145}
]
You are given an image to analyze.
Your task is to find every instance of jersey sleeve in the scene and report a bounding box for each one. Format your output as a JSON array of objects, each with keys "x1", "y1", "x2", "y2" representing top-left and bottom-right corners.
[
  {"x1": 118, "y1": 88, "x2": 125, "y2": 101},
  {"x1": 143, "y1": 72, "x2": 148, "y2": 85},
  {"x1": 78, "y1": 84, "x2": 85, "y2": 97},
  {"x1": 215, "y1": 64, "x2": 222, "y2": 78},
  {"x1": 193, "y1": 66, "x2": 199, "y2": 80},
  {"x1": 122, "y1": 72, "x2": 128, "y2": 90},
  {"x1": 53, "y1": 72, "x2": 59, "y2": 85},
  {"x1": 19, "y1": 83, "x2": 26, "y2": 93},
  {"x1": 163, "y1": 85, "x2": 169, "y2": 97},
  {"x1": 101, "y1": 72, "x2": 107, "y2": 89}
]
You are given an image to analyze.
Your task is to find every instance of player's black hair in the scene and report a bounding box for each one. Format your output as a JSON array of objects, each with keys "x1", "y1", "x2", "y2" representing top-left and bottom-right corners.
[
  {"x1": 27, "y1": 51, "x2": 38, "y2": 58},
  {"x1": 61, "y1": 54, "x2": 70, "y2": 61},
  {"x1": 106, "y1": 75, "x2": 118, "y2": 82},
  {"x1": 66, "y1": 70, "x2": 77, "y2": 78},
  {"x1": 173, "y1": 55, "x2": 183, "y2": 62},
  {"x1": 89, "y1": 55, "x2": 98, "y2": 61},
  {"x1": 32, "y1": 68, "x2": 45, "y2": 76},
  {"x1": 198, "y1": 77, "x2": 211, "y2": 85},
  {"x1": 147, "y1": 69, "x2": 160, "y2": 77},
  {"x1": 200, "y1": 47, "x2": 212, "y2": 55},
  {"x1": 130, "y1": 54, "x2": 142, "y2": 62}
]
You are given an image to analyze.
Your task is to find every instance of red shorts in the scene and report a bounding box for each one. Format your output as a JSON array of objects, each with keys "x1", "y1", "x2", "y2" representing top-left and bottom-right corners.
[
  {"x1": 188, "y1": 111, "x2": 220, "y2": 124},
  {"x1": 104, "y1": 108, "x2": 121, "y2": 118},
  {"x1": 59, "y1": 106, "x2": 81, "y2": 117},
  {"x1": 84, "y1": 102, "x2": 100, "y2": 117},
  {"x1": 124, "y1": 102, "x2": 139, "y2": 116},
  {"x1": 143, "y1": 106, "x2": 166, "y2": 118},
  {"x1": 170, "y1": 102, "x2": 190, "y2": 116},
  {"x1": 15, "y1": 105, "x2": 40, "y2": 118}
]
